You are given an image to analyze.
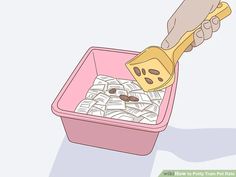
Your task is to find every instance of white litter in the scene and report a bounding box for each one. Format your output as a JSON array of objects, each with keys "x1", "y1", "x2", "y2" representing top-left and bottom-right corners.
[{"x1": 75, "y1": 75, "x2": 165, "y2": 125}]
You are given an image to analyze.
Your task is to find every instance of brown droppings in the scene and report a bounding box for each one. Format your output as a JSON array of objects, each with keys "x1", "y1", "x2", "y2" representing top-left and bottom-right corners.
[
  {"x1": 148, "y1": 69, "x2": 160, "y2": 75},
  {"x1": 144, "y1": 77, "x2": 153, "y2": 84},
  {"x1": 142, "y1": 68, "x2": 146, "y2": 75},
  {"x1": 109, "y1": 88, "x2": 116, "y2": 94},
  {"x1": 119, "y1": 95, "x2": 130, "y2": 102},
  {"x1": 133, "y1": 67, "x2": 141, "y2": 76},
  {"x1": 129, "y1": 96, "x2": 139, "y2": 102},
  {"x1": 158, "y1": 77, "x2": 164, "y2": 82}
]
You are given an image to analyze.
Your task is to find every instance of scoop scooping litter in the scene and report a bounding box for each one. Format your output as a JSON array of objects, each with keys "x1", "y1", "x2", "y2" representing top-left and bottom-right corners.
[{"x1": 126, "y1": 2, "x2": 231, "y2": 92}]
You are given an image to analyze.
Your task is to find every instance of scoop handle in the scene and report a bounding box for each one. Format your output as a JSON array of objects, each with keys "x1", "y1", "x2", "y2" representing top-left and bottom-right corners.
[{"x1": 165, "y1": 2, "x2": 232, "y2": 64}]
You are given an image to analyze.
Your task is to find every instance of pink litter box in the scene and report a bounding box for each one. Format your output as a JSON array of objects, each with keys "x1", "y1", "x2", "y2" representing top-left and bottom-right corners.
[{"x1": 51, "y1": 47, "x2": 178, "y2": 155}]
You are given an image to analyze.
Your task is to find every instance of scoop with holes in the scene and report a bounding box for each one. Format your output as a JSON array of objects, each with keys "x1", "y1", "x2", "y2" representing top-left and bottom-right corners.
[{"x1": 126, "y1": 2, "x2": 231, "y2": 91}]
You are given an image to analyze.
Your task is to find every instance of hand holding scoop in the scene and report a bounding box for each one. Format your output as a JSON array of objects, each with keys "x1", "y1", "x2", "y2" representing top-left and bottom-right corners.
[{"x1": 126, "y1": 2, "x2": 231, "y2": 92}]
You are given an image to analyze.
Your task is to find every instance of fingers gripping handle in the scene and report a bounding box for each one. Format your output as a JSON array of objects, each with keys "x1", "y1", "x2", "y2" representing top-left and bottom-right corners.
[
  {"x1": 165, "y1": 2, "x2": 232, "y2": 65},
  {"x1": 207, "y1": 2, "x2": 231, "y2": 21}
]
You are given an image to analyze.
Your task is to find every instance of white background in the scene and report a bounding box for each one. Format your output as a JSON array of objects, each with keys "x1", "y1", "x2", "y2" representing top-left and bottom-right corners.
[{"x1": 0, "y1": 0, "x2": 235, "y2": 177}]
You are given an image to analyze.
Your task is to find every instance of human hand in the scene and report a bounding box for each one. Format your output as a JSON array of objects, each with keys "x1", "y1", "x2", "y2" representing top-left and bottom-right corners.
[{"x1": 161, "y1": 0, "x2": 221, "y2": 52}]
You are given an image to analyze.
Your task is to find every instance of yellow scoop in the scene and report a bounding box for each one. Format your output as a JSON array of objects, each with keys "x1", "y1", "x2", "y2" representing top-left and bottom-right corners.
[{"x1": 126, "y1": 2, "x2": 231, "y2": 92}]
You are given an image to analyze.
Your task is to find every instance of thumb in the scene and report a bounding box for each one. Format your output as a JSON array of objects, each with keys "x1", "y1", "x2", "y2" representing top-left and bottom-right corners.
[{"x1": 161, "y1": 26, "x2": 186, "y2": 49}]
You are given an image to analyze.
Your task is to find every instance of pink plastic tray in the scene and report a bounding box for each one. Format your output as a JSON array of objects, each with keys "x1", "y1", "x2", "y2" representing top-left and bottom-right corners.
[{"x1": 51, "y1": 47, "x2": 178, "y2": 155}]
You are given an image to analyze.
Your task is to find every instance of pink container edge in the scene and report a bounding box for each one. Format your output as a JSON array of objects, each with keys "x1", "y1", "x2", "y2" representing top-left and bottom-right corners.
[
  {"x1": 61, "y1": 116, "x2": 160, "y2": 156},
  {"x1": 59, "y1": 72, "x2": 178, "y2": 155},
  {"x1": 51, "y1": 46, "x2": 179, "y2": 133},
  {"x1": 51, "y1": 47, "x2": 178, "y2": 153},
  {"x1": 51, "y1": 46, "x2": 179, "y2": 155}
]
